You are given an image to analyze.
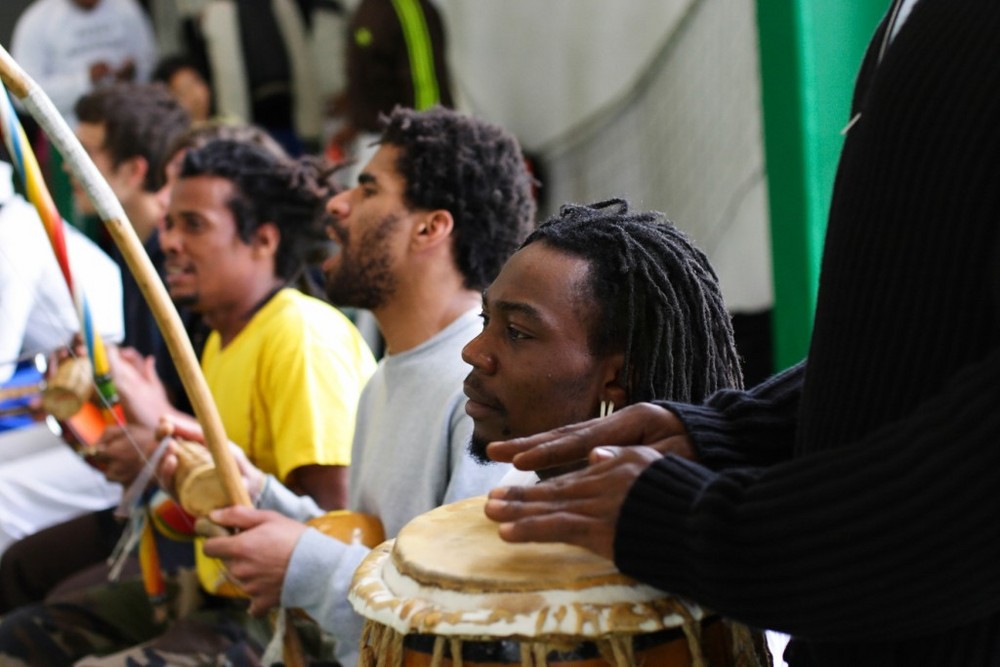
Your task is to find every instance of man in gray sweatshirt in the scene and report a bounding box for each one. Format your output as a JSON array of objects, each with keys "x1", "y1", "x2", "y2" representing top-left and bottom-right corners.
[{"x1": 192, "y1": 105, "x2": 537, "y2": 666}]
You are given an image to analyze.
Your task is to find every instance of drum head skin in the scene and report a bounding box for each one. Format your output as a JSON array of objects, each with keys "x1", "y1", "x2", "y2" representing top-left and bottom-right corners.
[
  {"x1": 393, "y1": 495, "x2": 627, "y2": 592},
  {"x1": 349, "y1": 496, "x2": 705, "y2": 640}
]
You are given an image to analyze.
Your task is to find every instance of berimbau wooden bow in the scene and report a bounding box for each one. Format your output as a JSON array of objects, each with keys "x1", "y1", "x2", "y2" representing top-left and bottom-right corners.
[
  {"x1": 0, "y1": 81, "x2": 124, "y2": 427},
  {"x1": 0, "y1": 43, "x2": 250, "y2": 508}
]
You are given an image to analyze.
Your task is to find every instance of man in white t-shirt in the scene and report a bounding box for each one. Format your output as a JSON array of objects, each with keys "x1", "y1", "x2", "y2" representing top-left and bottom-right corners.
[{"x1": 0, "y1": 157, "x2": 125, "y2": 554}]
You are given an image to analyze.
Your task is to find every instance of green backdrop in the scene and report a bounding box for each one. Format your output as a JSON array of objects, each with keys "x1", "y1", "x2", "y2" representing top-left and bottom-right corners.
[{"x1": 757, "y1": 1, "x2": 887, "y2": 369}]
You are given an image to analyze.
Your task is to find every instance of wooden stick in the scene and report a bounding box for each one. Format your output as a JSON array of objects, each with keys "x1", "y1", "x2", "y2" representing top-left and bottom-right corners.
[{"x1": 0, "y1": 44, "x2": 250, "y2": 509}]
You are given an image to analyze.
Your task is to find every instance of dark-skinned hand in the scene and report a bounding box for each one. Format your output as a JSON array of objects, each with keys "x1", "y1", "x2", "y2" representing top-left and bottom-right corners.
[
  {"x1": 201, "y1": 506, "x2": 307, "y2": 616},
  {"x1": 486, "y1": 402, "x2": 696, "y2": 474},
  {"x1": 485, "y1": 445, "x2": 664, "y2": 560}
]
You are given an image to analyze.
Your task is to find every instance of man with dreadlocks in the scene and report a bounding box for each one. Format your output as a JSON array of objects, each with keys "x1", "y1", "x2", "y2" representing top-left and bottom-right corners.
[
  {"x1": 463, "y1": 199, "x2": 771, "y2": 662},
  {"x1": 463, "y1": 198, "x2": 743, "y2": 473}
]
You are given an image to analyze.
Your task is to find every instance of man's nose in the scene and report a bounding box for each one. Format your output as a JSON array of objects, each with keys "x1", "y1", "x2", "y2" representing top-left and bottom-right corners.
[
  {"x1": 325, "y1": 189, "x2": 351, "y2": 219},
  {"x1": 462, "y1": 333, "x2": 496, "y2": 374}
]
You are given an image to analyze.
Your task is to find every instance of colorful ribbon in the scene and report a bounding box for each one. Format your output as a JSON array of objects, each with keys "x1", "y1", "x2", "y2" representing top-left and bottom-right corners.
[{"x1": 0, "y1": 81, "x2": 122, "y2": 423}]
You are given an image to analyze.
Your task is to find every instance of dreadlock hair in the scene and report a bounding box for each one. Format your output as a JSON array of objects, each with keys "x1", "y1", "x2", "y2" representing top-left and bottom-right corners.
[
  {"x1": 523, "y1": 198, "x2": 743, "y2": 404},
  {"x1": 75, "y1": 83, "x2": 191, "y2": 192},
  {"x1": 178, "y1": 139, "x2": 332, "y2": 285},
  {"x1": 378, "y1": 105, "x2": 536, "y2": 290}
]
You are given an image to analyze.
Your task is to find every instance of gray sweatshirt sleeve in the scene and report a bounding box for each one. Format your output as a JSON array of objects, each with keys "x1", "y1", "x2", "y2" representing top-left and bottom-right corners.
[
  {"x1": 256, "y1": 475, "x2": 324, "y2": 521},
  {"x1": 281, "y1": 528, "x2": 371, "y2": 667},
  {"x1": 260, "y1": 476, "x2": 367, "y2": 665}
]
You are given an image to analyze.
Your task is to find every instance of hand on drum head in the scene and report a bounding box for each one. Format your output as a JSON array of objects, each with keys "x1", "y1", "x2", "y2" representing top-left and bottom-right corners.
[
  {"x1": 486, "y1": 403, "x2": 696, "y2": 473},
  {"x1": 485, "y1": 445, "x2": 663, "y2": 560},
  {"x1": 202, "y1": 506, "x2": 308, "y2": 616}
]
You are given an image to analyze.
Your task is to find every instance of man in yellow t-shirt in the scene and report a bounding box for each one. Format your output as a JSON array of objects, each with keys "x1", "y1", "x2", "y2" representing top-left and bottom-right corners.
[{"x1": 0, "y1": 137, "x2": 375, "y2": 665}]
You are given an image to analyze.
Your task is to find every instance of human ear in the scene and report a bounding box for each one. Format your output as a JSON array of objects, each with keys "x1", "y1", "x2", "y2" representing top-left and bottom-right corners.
[
  {"x1": 117, "y1": 155, "x2": 149, "y2": 190},
  {"x1": 252, "y1": 222, "x2": 281, "y2": 258},
  {"x1": 411, "y1": 209, "x2": 454, "y2": 250},
  {"x1": 600, "y1": 352, "x2": 628, "y2": 414}
]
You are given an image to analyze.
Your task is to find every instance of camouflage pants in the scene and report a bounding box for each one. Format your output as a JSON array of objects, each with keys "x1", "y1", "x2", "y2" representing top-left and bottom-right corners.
[{"x1": 0, "y1": 576, "x2": 266, "y2": 667}]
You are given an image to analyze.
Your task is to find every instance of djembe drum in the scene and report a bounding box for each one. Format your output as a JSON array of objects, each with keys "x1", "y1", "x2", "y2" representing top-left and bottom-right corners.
[{"x1": 350, "y1": 496, "x2": 766, "y2": 667}]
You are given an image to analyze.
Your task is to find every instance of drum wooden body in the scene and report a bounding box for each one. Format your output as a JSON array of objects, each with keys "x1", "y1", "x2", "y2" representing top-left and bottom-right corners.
[{"x1": 349, "y1": 497, "x2": 765, "y2": 667}]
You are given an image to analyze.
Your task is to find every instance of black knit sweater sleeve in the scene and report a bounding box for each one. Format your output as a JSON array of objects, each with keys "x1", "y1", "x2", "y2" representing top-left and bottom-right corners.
[
  {"x1": 616, "y1": 344, "x2": 1000, "y2": 644},
  {"x1": 656, "y1": 362, "x2": 804, "y2": 472}
]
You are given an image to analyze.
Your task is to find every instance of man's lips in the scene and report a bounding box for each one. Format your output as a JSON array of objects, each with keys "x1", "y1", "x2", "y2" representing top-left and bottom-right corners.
[
  {"x1": 322, "y1": 252, "x2": 341, "y2": 274},
  {"x1": 164, "y1": 264, "x2": 193, "y2": 286},
  {"x1": 463, "y1": 377, "x2": 503, "y2": 420}
]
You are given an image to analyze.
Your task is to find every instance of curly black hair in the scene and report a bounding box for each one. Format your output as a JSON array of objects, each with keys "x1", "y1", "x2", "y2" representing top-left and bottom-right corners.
[
  {"x1": 523, "y1": 198, "x2": 743, "y2": 404},
  {"x1": 378, "y1": 106, "x2": 536, "y2": 290},
  {"x1": 74, "y1": 83, "x2": 190, "y2": 193},
  {"x1": 178, "y1": 139, "x2": 332, "y2": 284}
]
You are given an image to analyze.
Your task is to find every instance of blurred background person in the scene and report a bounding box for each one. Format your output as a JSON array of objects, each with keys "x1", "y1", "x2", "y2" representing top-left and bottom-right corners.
[{"x1": 10, "y1": 0, "x2": 158, "y2": 238}]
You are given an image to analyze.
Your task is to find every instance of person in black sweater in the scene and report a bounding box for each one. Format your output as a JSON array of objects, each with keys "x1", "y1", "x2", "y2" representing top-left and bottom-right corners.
[{"x1": 484, "y1": 0, "x2": 1000, "y2": 664}]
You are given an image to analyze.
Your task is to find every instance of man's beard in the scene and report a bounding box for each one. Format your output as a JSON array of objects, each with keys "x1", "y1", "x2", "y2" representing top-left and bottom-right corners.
[
  {"x1": 324, "y1": 213, "x2": 401, "y2": 309},
  {"x1": 468, "y1": 434, "x2": 492, "y2": 465},
  {"x1": 468, "y1": 423, "x2": 512, "y2": 466}
]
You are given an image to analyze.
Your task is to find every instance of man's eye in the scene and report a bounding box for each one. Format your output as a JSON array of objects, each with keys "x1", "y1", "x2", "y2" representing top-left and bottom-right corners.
[
  {"x1": 477, "y1": 311, "x2": 490, "y2": 326},
  {"x1": 507, "y1": 326, "x2": 529, "y2": 341}
]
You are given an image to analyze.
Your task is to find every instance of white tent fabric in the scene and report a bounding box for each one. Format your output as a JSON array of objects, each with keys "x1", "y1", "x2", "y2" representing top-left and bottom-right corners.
[{"x1": 438, "y1": 0, "x2": 694, "y2": 151}]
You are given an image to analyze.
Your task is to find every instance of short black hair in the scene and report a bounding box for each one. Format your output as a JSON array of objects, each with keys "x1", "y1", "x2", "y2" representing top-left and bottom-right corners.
[
  {"x1": 151, "y1": 54, "x2": 211, "y2": 88},
  {"x1": 178, "y1": 139, "x2": 331, "y2": 284},
  {"x1": 74, "y1": 83, "x2": 191, "y2": 192},
  {"x1": 523, "y1": 198, "x2": 743, "y2": 404},
  {"x1": 162, "y1": 121, "x2": 289, "y2": 182},
  {"x1": 378, "y1": 106, "x2": 536, "y2": 290}
]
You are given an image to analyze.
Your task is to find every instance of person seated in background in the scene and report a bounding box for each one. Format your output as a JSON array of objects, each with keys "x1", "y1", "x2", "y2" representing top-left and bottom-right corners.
[
  {"x1": 0, "y1": 153, "x2": 125, "y2": 555},
  {"x1": 0, "y1": 82, "x2": 191, "y2": 615},
  {"x1": 10, "y1": 0, "x2": 157, "y2": 124},
  {"x1": 10, "y1": 0, "x2": 160, "y2": 233},
  {"x1": 0, "y1": 138, "x2": 376, "y2": 666},
  {"x1": 152, "y1": 55, "x2": 215, "y2": 125}
]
